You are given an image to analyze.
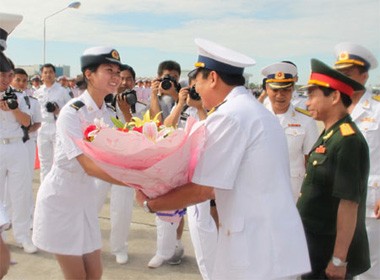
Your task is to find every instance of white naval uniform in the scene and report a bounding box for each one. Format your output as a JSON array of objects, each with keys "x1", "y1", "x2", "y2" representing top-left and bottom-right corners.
[
  {"x1": 0, "y1": 91, "x2": 31, "y2": 244},
  {"x1": 35, "y1": 82, "x2": 71, "y2": 182},
  {"x1": 192, "y1": 86, "x2": 310, "y2": 280},
  {"x1": 265, "y1": 103, "x2": 319, "y2": 202},
  {"x1": 32, "y1": 91, "x2": 113, "y2": 255},
  {"x1": 174, "y1": 105, "x2": 218, "y2": 279},
  {"x1": 0, "y1": 204, "x2": 10, "y2": 232},
  {"x1": 353, "y1": 90, "x2": 380, "y2": 280},
  {"x1": 96, "y1": 101, "x2": 147, "y2": 257}
]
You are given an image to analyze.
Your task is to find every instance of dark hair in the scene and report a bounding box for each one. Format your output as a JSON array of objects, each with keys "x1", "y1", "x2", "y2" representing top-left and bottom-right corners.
[
  {"x1": 125, "y1": 65, "x2": 136, "y2": 80},
  {"x1": 198, "y1": 68, "x2": 245, "y2": 86},
  {"x1": 40, "y1": 63, "x2": 56, "y2": 73},
  {"x1": 81, "y1": 64, "x2": 101, "y2": 89},
  {"x1": 353, "y1": 65, "x2": 368, "y2": 74},
  {"x1": 13, "y1": 68, "x2": 28, "y2": 76},
  {"x1": 320, "y1": 86, "x2": 352, "y2": 108},
  {"x1": 157, "y1": 60, "x2": 181, "y2": 76}
]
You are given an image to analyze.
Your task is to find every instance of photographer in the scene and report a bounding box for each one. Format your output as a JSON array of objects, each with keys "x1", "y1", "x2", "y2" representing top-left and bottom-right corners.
[
  {"x1": 96, "y1": 65, "x2": 147, "y2": 265},
  {"x1": 0, "y1": 13, "x2": 37, "y2": 255},
  {"x1": 164, "y1": 73, "x2": 217, "y2": 279},
  {"x1": 35, "y1": 63, "x2": 72, "y2": 182},
  {"x1": 149, "y1": 60, "x2": 182, "y2": 123}
]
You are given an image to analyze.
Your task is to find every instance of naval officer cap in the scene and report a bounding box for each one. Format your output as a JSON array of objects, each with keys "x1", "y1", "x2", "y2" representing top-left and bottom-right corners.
[
  {"x1": 0, "y1": 12, "x2": 23, "y2": 73},
  {"x1": 80, "y1": 46, "x2": 129, "y2": 72},
  {"x1": 192, "y1": 38, "x2": 256, "y2": 76},
  {"x1": 261, "y1": 62, "x2": 297, "y2": 89},
  {"x1": 303, "y1": 58, "x2": 365, "y2": 97},
  {"x1": 334, "y1": 42, "x2": 378, "y2": 71}
]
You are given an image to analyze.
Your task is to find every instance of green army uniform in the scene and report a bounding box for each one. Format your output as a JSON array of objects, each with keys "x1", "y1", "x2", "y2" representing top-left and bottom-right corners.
[{"x1": 297, "y1": 114, "x2": 370, "y2": 277}]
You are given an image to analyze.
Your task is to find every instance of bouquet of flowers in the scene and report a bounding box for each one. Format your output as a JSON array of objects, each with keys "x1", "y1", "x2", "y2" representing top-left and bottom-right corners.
[{"x1": 76, "y1": 111, "x2": 206, "y2": 222}]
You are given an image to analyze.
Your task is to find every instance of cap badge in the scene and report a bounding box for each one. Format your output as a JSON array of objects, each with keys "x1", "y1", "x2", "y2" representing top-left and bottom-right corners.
[
  {"x1": 275, "y1": 72, "x2": 284, "y2": 79},
  {"x1": 339, "y1": 51, "x2": 349, "y2": 61},
  {"x1": 111, "y1": 50, "x2": 120, "y2": 60}
]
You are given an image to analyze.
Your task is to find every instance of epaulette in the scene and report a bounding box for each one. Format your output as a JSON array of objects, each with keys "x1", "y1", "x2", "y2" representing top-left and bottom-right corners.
[
  {"x1": 29, "y1": 96, "x2": 37, "y2": 100},
  {"x1": 295, "y1": 107, "x2": 311, "y2": 117},
  {"x1": 372, "y1": 95, "x2": 380, "y2": 102},
  {"x1": 339, "y1": 123, "x2": 356, "y2": 137},
  {"x1": 70, "y1": 100, "x2": 85, "y2": 111}
]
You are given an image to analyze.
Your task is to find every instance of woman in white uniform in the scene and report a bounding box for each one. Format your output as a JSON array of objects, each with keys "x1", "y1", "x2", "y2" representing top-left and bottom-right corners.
[{"x1": 32, "y1": 46, "x2": 129, "y2": 280}]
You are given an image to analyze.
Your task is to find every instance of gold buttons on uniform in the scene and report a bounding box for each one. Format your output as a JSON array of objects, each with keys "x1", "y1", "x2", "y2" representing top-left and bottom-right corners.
[{"x1": 313, "y1": 160, "x2": 318, "y2": 166}]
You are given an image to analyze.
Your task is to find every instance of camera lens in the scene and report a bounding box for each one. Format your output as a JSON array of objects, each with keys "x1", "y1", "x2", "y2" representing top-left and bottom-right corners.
[
  {"x1": 7, "y1": 99, "x2": 19, "y2": 110},
  {"x1": 161, "y1": 79, "x2": 172, "y2": 90},
  {"x1": 189, "y1": 86, "x2": 201, "y2": 100},
  {"x1": 45, "y1": 102, "x2": 56, "y2": 113}
]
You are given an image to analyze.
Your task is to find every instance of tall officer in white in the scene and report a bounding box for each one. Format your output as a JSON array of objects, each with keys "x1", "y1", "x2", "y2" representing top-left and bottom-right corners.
[
  {"x1": 33, "y1": 46, "x2": 129, "y2": 279},
  {"x1": 262, "y1": 62, "x2": 319, "y2": 201},
  {"x1": 136, "y1": 38, "x2": 311, "y2": 280},
  {"x1": 96, "y1": 65, "x2": 147, "y2": 265},
  {"x1": 35, "y1": 63, "x2": 72, "y2": 182},
  {"x1": 333, "y1": 43, "x2": 380, "y2": 280},
  {"x1": 0, "y1": 13, "x2": 37, "y2": 254}
]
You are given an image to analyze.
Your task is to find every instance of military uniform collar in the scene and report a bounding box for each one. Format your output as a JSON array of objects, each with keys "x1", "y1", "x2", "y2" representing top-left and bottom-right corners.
[
  {"x1": 81, "y1": 90, "x2": 107, "y2": 113},
  {"x1": 208, "y1": 86, "x2": 245, "y2": 115},
  {"x1": 321, "y1": 114, "x2": 352, "y2": 140}
]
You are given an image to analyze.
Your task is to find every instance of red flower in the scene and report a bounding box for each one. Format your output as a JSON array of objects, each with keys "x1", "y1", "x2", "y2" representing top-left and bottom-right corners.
[
  {"x1": 133, "y1": 126, "x2": 143, "y2": 133},
  {"x1": 117, "y1": 127, "x2": 129, "y2": 132},
  {"x1": 84, "y1": 124, "x2": 97, "y2": 141}
]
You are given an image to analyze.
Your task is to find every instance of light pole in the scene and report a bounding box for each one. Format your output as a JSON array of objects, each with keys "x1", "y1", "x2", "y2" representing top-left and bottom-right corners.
[{"x1": 43, "y1": 1, "x2": 81, "y2": 64}]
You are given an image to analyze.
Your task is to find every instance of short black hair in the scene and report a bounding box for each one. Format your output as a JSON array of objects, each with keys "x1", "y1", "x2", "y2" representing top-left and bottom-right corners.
[
  {"x1": 13, "y1": 68, "x2": 28, "y2": 76},
  {"x1": 320, "y1": 86, "x2": 352, "y2": 108},
  {"x1": 40, "y1": 63, "x2": 56, "y2": 73},
  {"x1": 157, "y1": 60, "x2": 181, "y2": 77},
  {"x1": 125, "y1": 65, "x2": 136, "y2": 81},
  {"x1": 198, "y1": 68, "x2": 245, "y2": 86}
]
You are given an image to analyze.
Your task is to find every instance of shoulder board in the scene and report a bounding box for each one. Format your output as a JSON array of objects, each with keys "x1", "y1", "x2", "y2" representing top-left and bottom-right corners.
[
  {"x1": 372, "y1": 95, "x2": 380, "y2": 102},
  {"x1": 295, "y1": 107, "x2": 311, "y2": 117},
  {"x1": 106, "y1": 103, "x2": 116, "y2": 112},
  {"x1": 70, "y1": 100, "x2": 85, "y2": 111},
  {"x1": 29, "y1": 96, "x2": 37, "y2": 100},
  {"x1": 339, "y1": 123, "x2": 356, "y2": 137}
]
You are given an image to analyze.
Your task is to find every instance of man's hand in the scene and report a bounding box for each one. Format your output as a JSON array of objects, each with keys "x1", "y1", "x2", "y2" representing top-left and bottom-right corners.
[
  {"x1": 177, "y1": 88, "x2": 188, "y2": 107},
  {"x1": 151, "y1": 79, "x2": 161, "y2": 97},
  {"x1": 325, "y1": 260, "x2": 347, "y2": 280},
  {"x1": 0, "y1": 100, "x2": 10, "y2": 111}
]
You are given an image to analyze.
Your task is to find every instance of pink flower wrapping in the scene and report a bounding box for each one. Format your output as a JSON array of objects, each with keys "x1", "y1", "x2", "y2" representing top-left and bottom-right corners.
[{"x1": 76, "y1": 117, "x2": 206, "y2": 222}]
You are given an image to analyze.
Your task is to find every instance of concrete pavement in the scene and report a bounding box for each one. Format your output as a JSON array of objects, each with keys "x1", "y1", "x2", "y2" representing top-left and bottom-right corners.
[{"x1": 3, "y1": 170, "x2": 202, "y2": 280}]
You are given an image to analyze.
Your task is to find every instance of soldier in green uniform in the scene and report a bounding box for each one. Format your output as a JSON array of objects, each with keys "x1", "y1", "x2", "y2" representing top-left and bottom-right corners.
[{"x1": 297, "y1": 59, "x2": 370, "y2": 280}]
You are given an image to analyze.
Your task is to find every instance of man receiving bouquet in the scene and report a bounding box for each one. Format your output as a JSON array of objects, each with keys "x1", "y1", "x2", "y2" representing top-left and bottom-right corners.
[{"x1": 135, "y1": 38, "x2": 312, "y2": 280}]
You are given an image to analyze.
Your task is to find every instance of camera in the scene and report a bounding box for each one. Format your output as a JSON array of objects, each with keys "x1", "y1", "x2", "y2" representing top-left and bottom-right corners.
[
  {"x1": 160, "y1": 75, "x2": 181, "y2": 92},
  {"x1": 1, "y1": 88, "x2": 18, "y2": 110},
  {"x1": 121, "y1": 89, "x2": 137, "y2": 106},
  {"x1": 189, "y1": 86, "x2": 201, "y2": 101},
  {"x1": 45, "y1": 101, "x2": 58, "y2": 113}
]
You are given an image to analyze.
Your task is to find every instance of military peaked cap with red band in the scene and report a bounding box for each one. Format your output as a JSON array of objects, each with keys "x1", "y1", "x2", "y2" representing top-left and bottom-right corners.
[{"x1": 304, "y1": 59, "x2": 365, "y2": 97}]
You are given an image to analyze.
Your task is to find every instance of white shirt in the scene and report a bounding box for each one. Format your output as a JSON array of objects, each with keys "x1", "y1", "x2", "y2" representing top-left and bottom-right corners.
[
  {"x1": 351, "y1": 90, "x2": 380, "y2": 218},
  {"x1": 35, "y1": 82, "x2": 72, "y2": 135},
  {"x1": 192, "y1": 86, "x2": 310, "y2": 279},
  {"x1": 23, "y1": 95, "x2": 42, "y2": 140},
  {"x1": 33, "y1": 91, "x2": 114, "y2": 255},
  {"x1": 0, "y1": 90, "x2": 30, "y2": 139},
  {"x1": 266, "y1": 103, "x2": 319, "y2": 199}
]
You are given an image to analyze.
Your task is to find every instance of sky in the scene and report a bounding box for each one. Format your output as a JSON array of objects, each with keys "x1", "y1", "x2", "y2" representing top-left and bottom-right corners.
[{"x1": 1, "y1": 0, "x2": 380, "y2": 87}]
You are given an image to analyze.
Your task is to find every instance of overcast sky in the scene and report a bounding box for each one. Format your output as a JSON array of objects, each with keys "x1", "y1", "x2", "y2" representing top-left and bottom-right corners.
[{"x1": 1, "y1": 0, "x2": 379, "y2": 86}]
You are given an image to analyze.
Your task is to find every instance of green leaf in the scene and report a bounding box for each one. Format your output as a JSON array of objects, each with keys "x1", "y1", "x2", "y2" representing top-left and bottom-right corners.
[{"x1": 111, "y1": 117, "x2": 125, "y2": 129}]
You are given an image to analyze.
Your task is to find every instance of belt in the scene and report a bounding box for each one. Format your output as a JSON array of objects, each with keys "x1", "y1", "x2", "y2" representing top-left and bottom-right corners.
[{"x1": 0, "y1": 137, "x2": 22, "y2": 144}]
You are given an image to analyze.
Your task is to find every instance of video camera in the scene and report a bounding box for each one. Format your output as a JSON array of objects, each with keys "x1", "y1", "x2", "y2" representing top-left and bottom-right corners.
[
  {"x1": 1, "y1": 88, "x2": 19, "y2": 110},
  {"x1": 159, "y1": 75, "x2": 181, "y2": 92}
]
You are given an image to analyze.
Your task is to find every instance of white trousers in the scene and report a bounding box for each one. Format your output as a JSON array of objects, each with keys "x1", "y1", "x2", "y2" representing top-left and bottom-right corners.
[
  {"x1": 25, "y1": 138, "x2": 37, "y2": 219},
  {"x1": 96, "y1": 181, "x2": 134, "y2": 254},
  {"x1": 0, "y1": 141, "x2": 32, "y2": 243},
  {"x1": 155, "y1": 216, "x2": 179, "y2": 259},
  {"x1": 356, "y1": 218, "x2": 380, "y2": 280},
  {"x1": 187, "y1": 201, "x2": 218, "y2": 280},
  {"x1": 37, "y1": 132, "x2": 55, "y2": 183}
]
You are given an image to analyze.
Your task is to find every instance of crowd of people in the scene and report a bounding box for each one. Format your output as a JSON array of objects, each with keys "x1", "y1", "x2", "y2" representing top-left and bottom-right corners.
[{"x1": 1, "y1": 11, "x2": 380, "y2": 280}]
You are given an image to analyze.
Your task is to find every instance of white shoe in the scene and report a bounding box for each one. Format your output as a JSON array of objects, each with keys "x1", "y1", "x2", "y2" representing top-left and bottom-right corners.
[
  {"x1": 22, "y1": 241, "x2": 38, "y2": 254},
  {"x1": 115, "y1": 252, "x2": 128, "y2": 264},
  {"x1": 148, "y1": 255, "x2": 165, "y2": 268},
  {"x1": 167, "y1": 244, "x2": 184, "y2": 265}
]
